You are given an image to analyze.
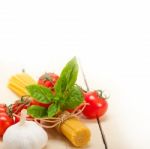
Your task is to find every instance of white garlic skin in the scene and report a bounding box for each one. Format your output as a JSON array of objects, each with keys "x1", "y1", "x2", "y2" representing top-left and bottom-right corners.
[{"x1": 3, "y1": 121, "x2": 48, "y2": 149}]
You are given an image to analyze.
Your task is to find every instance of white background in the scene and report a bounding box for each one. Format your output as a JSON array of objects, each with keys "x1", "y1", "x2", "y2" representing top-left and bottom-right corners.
[{"x1": 0, "y1": 1, "x2": 150, "y2": 149}]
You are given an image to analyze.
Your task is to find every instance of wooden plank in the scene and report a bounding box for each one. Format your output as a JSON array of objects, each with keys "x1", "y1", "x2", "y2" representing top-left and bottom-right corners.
[{"x1": 78, "y1": 61, "x2": 107, "y2": 149}]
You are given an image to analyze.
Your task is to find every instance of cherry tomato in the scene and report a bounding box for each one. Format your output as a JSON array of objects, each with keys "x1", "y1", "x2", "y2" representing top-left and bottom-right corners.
[
  {"x1": 0, "y1": 113, "x2": 14, "y2": 136},
  {"x1": 0, "y1": 104, "x2": 7, "y2": 113},
  {"x1": 82, "y1": 91, "x2": 108, "y2": 119},
  {"x1": 12, "y1": 104, "x2": 28, "y2": 114},
  {"x1": 30, "y1": 99, "x2": 50, "y2": 108},
  {"x1": 38, "y1": 72, "x2": 59, "y2": 88}
]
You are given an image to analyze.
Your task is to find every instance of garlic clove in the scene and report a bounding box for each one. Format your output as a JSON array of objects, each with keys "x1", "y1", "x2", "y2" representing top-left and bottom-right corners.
[{"x1": 3, "y1": 120, "x2": 48, "y2": 149}]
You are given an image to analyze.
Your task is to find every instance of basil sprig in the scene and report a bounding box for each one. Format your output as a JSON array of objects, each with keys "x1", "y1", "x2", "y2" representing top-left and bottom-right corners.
[
  {"x1": 54, "y1": 57, "x2": 78, "y2": 96},
  {"x1": 26, "y1": 57, "x2": 83, "y2": 118}
]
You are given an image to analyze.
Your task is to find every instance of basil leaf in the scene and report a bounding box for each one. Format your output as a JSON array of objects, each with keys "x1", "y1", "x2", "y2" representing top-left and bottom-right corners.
[
  {"x1": 62, "y1": 85, "x2": 84, "y2": 110},
  {"x1": 27, "y1": 105, "x2": 47, "y2": 118},
  {"x1": 54, "y1": 57, "x2": 78, "y2": 96},
  {"x1": 26, "y1": 85, "x2": 53, "y2": 104},
  {"x1": 48, "y1": 103, "x2": 59, "y2": 117}
]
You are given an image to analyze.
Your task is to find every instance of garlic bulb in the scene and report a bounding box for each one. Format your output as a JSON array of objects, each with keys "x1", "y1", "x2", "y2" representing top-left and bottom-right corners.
[{"x1": 3, "y1": 110, "x2": 48, "y2": 149}]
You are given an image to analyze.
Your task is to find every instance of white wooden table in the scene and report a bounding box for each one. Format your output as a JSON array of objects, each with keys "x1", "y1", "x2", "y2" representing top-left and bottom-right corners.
[
  {"x1": 1, "y1": 55, "x2": 150, "y2": 149},
  {"x1": 1, "y1": 1, "x2": 150, "y2": 148}
]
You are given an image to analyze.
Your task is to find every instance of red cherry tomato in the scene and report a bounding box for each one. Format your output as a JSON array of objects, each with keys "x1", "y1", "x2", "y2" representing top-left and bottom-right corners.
[
  {"x1": 12, "y1": 104, "x2": 28, "y2": 114},
  {"x1": 30, "y1": 99, "x2": 50, "y2": 108},
  {"x1": 0, "y1": 104, "x2": 7, "y2": 113},
  {"x1": 82, "y1": 91, "x2": 108, "y2": 119},
  {"x1": 38, "y1": 72, "x2": 59, "y2": 88},
  {"x1": 0, "y1": 112, "x2": 14, "y2": 137}
]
